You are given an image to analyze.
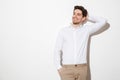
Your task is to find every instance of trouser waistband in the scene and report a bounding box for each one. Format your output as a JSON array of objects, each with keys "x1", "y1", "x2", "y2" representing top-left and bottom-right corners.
[{"x1": 62, "y1": 63, "x2": 87, "y2": 67}]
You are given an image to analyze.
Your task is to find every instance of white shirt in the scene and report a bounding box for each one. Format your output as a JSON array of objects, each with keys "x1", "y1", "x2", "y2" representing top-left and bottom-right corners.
[{"x1": 54, "y1": 16, "x2": 107, "y2": 69}]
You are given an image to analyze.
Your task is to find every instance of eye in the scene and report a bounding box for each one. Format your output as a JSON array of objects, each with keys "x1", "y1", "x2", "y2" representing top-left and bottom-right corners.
[{"x1": 77, "y1": 13, "x2": 81, "y2": 16}]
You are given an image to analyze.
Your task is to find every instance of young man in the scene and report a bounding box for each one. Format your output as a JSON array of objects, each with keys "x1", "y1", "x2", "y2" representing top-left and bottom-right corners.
[{"x1": 54, "y1": 5, "x2": 107, "y2": 80}]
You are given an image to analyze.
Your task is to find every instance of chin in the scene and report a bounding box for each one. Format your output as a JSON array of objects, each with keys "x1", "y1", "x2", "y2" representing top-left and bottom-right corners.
[{"x1": 73, "y1": 22, "x2": 79, "y2": 25}]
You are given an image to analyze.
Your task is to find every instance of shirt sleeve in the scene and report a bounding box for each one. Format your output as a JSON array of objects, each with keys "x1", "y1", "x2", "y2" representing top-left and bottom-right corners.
[
  {"x1": 87, "y1": 15, "x2": 107, "y2": 35},
  {"x1": 54, "y1": 30, "x2": 63, "y2": 70}
]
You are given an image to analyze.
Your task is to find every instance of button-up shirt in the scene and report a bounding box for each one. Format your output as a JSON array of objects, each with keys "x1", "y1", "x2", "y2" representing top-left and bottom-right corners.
[{"x1": 54, "y1": 16, "x2": 107, "y2": 69}]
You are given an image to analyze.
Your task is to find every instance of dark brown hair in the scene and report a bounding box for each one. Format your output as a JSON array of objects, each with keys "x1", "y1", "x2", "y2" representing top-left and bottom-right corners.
[{"x1": 74, "y1": 5, "x2": 88, "y2": 17}]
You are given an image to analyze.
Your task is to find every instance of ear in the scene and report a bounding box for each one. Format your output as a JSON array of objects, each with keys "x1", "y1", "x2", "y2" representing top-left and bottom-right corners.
[{"x1": 82, "y1": 17, "x2": 86, "y2": 22}]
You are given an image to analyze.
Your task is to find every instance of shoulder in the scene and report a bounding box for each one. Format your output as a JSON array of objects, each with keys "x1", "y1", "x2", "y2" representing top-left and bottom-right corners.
[
  {"x1": 59, "y1": 26, "x2": 70, "y2": 32},
  {"x1": 57, "y1": 26, "x2": 70, "y2": 37}
]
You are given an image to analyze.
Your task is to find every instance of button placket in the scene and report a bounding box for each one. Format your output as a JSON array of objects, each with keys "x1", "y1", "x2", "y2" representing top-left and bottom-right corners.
[{"x1": 73, "y1": 30, "x2": 77, "y2": 64}]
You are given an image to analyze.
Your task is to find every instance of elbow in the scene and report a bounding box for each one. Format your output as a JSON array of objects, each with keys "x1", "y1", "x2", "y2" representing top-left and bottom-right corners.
[
  {"x1": 101, "y1": 18, "x2": 107, "y2": 26},
  {"x1": 104, "y1": 18, "x2": 107, "y2": 24}
]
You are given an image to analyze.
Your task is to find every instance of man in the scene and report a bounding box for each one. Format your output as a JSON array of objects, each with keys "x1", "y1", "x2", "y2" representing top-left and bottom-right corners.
[{"x1": 54, "y1": 5, "x2": 107, "y2": 80}]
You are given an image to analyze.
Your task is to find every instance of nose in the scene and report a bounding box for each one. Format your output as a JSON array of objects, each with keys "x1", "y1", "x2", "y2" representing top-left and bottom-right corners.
[{"x1": 73, "y1": 14, "x2": 77, "y2": 18}]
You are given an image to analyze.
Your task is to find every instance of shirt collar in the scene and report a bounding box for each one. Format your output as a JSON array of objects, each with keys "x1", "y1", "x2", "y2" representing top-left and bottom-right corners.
[{"x1": 69, "y1": 23, "x2": 83, "y2": 30}]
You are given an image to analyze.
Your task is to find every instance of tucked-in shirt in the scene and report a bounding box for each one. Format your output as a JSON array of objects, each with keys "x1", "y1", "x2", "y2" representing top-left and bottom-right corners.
[{"x1": 54, "y1": 16, "x2": 107, "y2": 69}]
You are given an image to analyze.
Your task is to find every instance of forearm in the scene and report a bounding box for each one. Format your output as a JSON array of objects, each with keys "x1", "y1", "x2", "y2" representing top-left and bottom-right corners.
[
  {"x1": 88, "y1": 15, "x2": 107, "y2": 26},
  {"x1": 54, "y1": 31, "x2": 63, "y2": 70},
  {"x1": 87, "y1": 15, "x2": 107, "y2": 34},
  {"x1": 54, "y1": 50, "x2": 62, "y2": 70},
  {"x1": 88, "y1": 15, "x2": 107, "y2": 24}
]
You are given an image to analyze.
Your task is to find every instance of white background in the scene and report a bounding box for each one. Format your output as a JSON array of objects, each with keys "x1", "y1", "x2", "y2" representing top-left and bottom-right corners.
[{"x1": 0, "y1": 0, "x2": 120, "y2": 80}]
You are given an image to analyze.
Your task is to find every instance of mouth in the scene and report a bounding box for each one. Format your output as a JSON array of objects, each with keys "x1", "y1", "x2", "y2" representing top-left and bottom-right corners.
[{"x1": 73, "y1": 18, "x2": 77, "y2": 20}]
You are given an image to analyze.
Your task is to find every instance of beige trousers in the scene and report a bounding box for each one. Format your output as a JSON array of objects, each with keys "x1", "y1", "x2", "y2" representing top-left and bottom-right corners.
[{"x1": 58, "y1": 64, "x2": 88, "y2": 80}]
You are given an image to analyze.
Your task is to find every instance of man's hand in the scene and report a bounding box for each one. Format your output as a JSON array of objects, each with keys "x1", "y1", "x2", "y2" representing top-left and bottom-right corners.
[{"x1": 58, "y1": 67, "x2": 62, "y2": 73}]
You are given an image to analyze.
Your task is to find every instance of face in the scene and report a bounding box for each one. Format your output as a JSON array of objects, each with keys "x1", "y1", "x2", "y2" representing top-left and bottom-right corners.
[{"x1": 72, "y1": 9, "x2": 85, "y2": 25}]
